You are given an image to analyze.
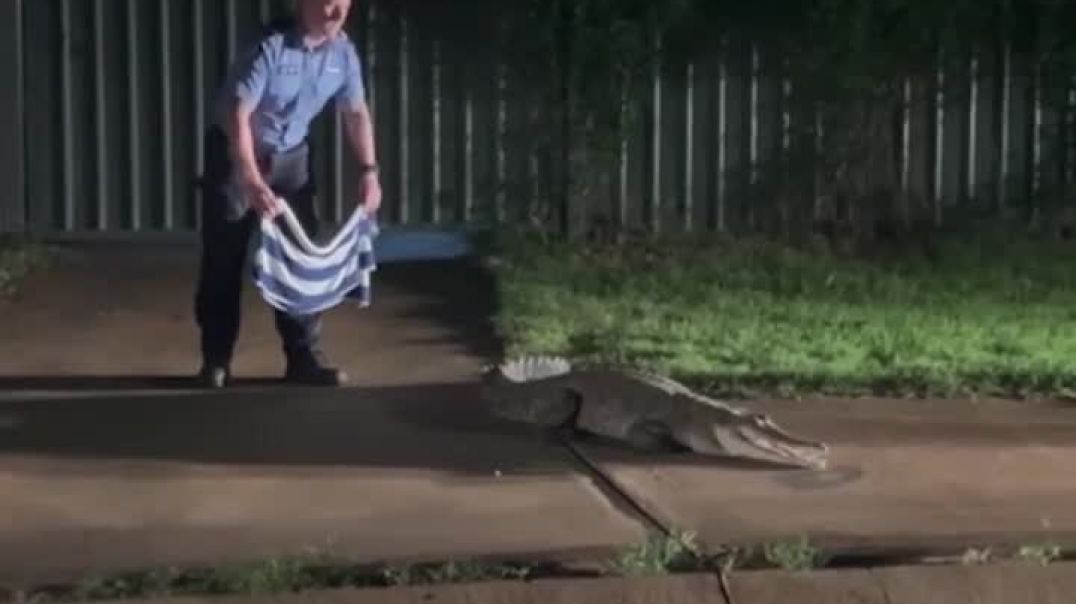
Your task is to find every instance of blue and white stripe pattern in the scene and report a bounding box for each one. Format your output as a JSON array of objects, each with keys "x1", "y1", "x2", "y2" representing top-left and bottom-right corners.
[{"x1": 252, "y1": 199, "x2": 379, "y2": 316}]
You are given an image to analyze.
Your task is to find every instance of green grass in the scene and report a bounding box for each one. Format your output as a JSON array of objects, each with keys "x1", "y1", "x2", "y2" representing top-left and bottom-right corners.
[
  {"x1": 24, "y1": 556, "x2": 539, "y2": 602},
  {"x1": 488, "y1": 229, "x2": 1076, "y2": 398},
  {"x1": 604, "y1": 529, "x2": 702, "y2": 576},
  {"x1": 0, "y1": 236, "x2": 47, "y2": 298},
  {"x1": 10, "y1": 540, "x2": 1074, "y2": 601},
  {"x1": 1015, "y1": 543, "x2": 1063, "y2": 566},
  {"x1": 761, "y1": 537, "x2": 828, "y2": 571}
]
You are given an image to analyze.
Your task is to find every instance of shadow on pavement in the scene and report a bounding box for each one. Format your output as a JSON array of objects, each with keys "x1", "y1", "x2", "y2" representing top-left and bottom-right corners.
[
  {"x1": 0, "y1": 376, "x2": 283, "y2": 391},
  {"x1": 0, "y1": 380, "x2": 808, "y2": 476},
  {"x1": 372, "y1": 258, "x2": 505, "y2": 362}
]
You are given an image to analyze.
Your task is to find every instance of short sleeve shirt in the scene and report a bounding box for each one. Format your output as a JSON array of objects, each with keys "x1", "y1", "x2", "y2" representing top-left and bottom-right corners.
[{"x1": 214, "y1": 27, "x2": 365, "y2": 156}]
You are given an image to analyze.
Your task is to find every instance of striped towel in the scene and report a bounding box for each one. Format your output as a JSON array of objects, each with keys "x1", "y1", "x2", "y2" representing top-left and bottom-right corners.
[{"x1": 252, "y1": 199, "x2": 379, "y2": 316}]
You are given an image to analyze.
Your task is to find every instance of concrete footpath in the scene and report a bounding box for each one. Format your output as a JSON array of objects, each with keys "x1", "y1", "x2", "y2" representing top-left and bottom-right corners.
[
  {"x1": 579, "y1": 395, "x2": 1076, "y2": 552},
  {"x1": 0, "y1": 247, "x2": 647, "y2": 584},
  {"x1": 80, "y1": 562, "x2": 1076, "y2": 604},
  {"x1": 727, "y1": 562, "x2": 1076, "y2": 604},
  {"x1": 2, "y1": 247, "x2": 1076, "y2": 593}
]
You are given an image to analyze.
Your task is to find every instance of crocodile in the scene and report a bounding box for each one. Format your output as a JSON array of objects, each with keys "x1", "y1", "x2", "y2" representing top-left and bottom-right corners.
[{"x1": 480, "y1": 356, "x2": 829, "y2": 470}]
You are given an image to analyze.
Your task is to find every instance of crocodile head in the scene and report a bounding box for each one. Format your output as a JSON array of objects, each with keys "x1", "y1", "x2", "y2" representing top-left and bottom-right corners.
[
  {"x1": 720, "y1": 413, "x2": 830, "y2": 470},
  {"x1": 479, "y1": 356, "x2": 579, "y2": 427}
]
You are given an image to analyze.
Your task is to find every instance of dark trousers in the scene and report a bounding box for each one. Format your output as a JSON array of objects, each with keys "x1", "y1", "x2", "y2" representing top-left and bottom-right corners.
[{"x1": 194, "y1": 126, "x2": 322, "y2": 367}]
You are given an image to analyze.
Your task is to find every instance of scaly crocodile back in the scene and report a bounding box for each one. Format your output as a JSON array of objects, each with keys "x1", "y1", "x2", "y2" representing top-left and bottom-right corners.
[{"x1": 495, "y1": 355, "x2": 573, "y2": 382}]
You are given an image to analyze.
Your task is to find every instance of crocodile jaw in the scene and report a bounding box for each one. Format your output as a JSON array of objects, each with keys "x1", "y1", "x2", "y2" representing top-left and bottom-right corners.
[{"x1": 722, "y1": 414, "x2": 830, "y2": 470}]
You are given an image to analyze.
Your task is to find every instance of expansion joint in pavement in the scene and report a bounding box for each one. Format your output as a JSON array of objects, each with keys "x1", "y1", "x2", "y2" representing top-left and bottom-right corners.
[
  {"x1": 870, "y1": 568, "x2": 897, "y2": 604},
  {"x1": 557, "y1": 437, "x2": 671, "y2": 537},
  {"x1": 716, "y1": 567, "x2": 736, "y2": 604},
  {"x1": 558, "y1": 438, "x2": 739, "y2": 604}
]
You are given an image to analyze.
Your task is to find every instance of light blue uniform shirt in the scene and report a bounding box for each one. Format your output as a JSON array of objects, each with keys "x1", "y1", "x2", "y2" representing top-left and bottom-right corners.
[{"x1": 214, "y1": 26, "x2": 365, "y2": 157}]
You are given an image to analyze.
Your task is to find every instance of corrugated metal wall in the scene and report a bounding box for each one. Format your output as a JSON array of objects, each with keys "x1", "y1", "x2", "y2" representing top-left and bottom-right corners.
[
  {"x1": 3, "y1": 0, "x2": 1074, "y2": 237},
  {"x1": 19, "y1": 0, "x2": 302, "y2": 235}
]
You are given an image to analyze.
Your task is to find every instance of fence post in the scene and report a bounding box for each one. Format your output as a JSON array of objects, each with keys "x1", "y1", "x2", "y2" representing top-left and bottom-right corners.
[{"x1": 0, "y1": 0, "x2": 24, "y2": 233}]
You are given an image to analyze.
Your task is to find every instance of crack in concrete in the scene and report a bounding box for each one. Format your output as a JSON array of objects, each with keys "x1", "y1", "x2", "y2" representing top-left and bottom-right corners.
[
  {"x1": 557, "y1": 437, "x2": 671, "y2": 537},
  {"x1": 560, "y1": 438, "x2": 742, "y2": 604},
  {"x1": 717, "y1": 566, "x2": 737, "y2": 604},
  {"x1": 869, "y1": 568, "x2": 897, "y2": 604}
]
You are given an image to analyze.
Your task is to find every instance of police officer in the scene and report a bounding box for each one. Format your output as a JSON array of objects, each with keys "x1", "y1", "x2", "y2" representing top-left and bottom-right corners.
[{"x1": 194, "y1": 0, "x2": 381, "y2": 388}]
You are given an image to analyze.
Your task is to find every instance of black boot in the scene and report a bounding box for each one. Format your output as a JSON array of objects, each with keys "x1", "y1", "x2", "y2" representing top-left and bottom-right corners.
[
  {"x1": 284, "y1": 349, "x2": 348, "y2": 386},
  {"x1": 197, "y1": 363, "x2": 230, "y2": 389}
]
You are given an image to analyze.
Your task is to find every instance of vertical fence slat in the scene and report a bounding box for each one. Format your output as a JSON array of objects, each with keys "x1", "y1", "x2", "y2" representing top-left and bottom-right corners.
[
  {"x1": 93, "y1": 0, "x2": 108, "y2": 230},
  {"x1": 495, "y1": 61, "x2": 507, "y2": 223},
  {"x1": 60, "y1": 0, "x2": 74, "y2": 230},
  {"x1": 126, "y1": 0, "x2": 141, "y2": 230},
  {"x1": 1032, "y1": 59, "x2": 1043, "y2": 201},
  {"x1": 813, "y1": 108, "x2": 823, "y2": 218},
  {"x1": 714, "y1": 44, "x2": 727, "y2": 232},
  {"x1": 193, "y1": 0, "x2": 205, "y2": 229},
  {"x1": 998, "y1": 43, "x2": 1012, "y2": 209},
  {"x1": 14, "y1": 0, "x2": 23, "y2": 231},
  {"x1": 780, "y1": 64, "x2": 792, "y2": 230},
  {"x1": 684, "y1": 62, "x2": 695, "y2": 231},
  {"x1": 649, "y1": 40, "x2": 662, "y2": 232},
  {"x1": 430, "y1": 40, "x2": 442, "y2": 224},
  {"x1": 617, "y1": 88, "x2": 629, "y2": 226},
  {"x1": 528, "y1": 100, "x2": 539, "y2": 214},
  {"x1": 749, "y1": 43, "x2": 760, "y2": 192},
  {"x1": 781, "y1": 70, "x2": 791, "y2": 155},
  {"x1": 966, "y1": 50, "x2": 979, "y2": 203},
  {"x1": 901, "y1": 77, "x2": 912, "y2": 193},
  {"x1": 463, "y1": 85, "x2": 474, "y2": 222},
  {"x1": 1067, "y1": 76, "x2": 1076, "y2": 189},
  {"x1": 397, "y1": 15, "x2": 410, "y2": 224},
  {"x1": 933, "y1": 49, "x2": 945, "y2": 224},
  {"x1": 748, "y1": 43, "x2": 761, "y2": 229},
  {"x1": 160, "y1": 0, "x2": 174, "y2": 230}
]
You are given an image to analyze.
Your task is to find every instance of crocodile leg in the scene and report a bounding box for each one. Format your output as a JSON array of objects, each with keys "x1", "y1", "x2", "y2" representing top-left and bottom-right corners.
[{"x1": 626, "y1": 419, "x2": 688, "y2": 453}]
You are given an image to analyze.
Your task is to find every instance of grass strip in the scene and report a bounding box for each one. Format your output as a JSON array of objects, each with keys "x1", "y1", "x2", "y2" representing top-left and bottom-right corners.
[
  {"x1": 8, "y1": 535, "x2": 1073, "y2": 602},
  {"x1": 486, "y1": 230, "x2": 1076, "y2": 399}
]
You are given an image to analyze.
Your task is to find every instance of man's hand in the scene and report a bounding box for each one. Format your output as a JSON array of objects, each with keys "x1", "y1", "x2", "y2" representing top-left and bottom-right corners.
[
  {"x1": 240, "y1": 171, "x2": 281, "y2": 218},
  {"x1": 359, "y1": 170, "x2": 382, "y2": 214}
]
